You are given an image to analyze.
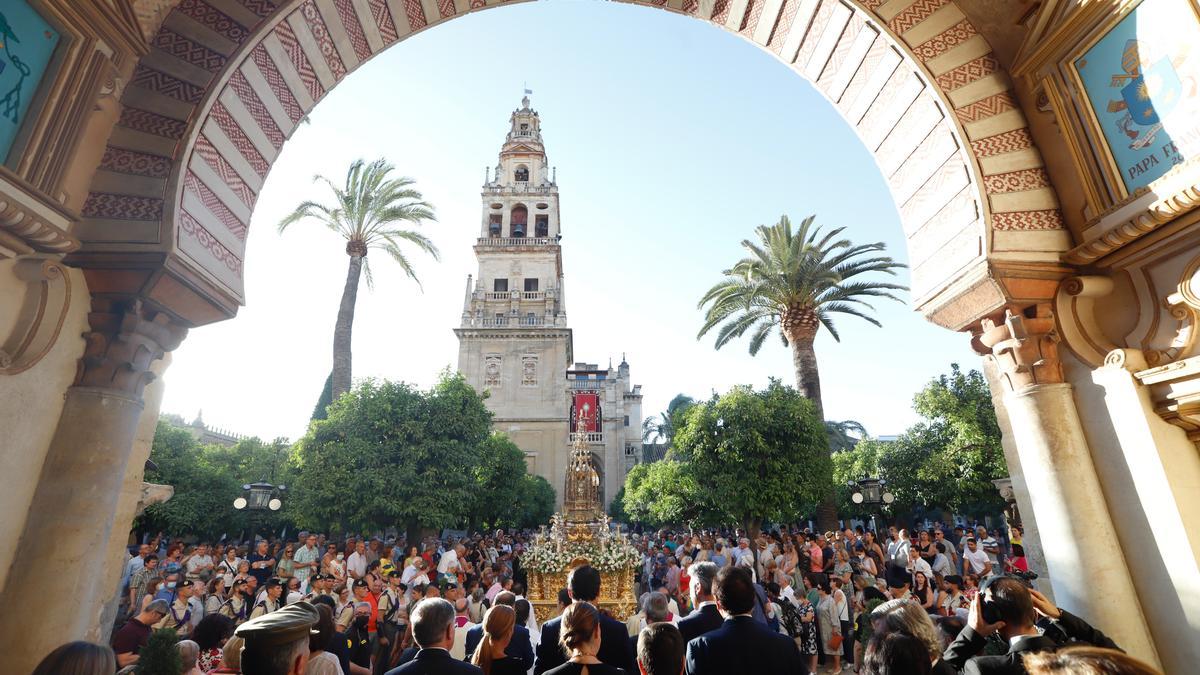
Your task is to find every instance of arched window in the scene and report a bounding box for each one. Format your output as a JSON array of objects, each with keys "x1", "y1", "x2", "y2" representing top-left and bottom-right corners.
[
  {"x1": 510, "y1": 205, "x2": 528, "y2": 237},
  {"x1": 514, "y1": 165, "x2": 529, "y2": 182}
]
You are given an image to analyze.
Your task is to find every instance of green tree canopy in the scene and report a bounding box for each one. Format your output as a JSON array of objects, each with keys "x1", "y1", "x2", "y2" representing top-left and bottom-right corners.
[
  {"x1": 831, "y1": 364, "x2": 1008, "y2": 519},
  {"x1": 140, "y1": 424, "x2": 293, "y2": 539},
  {"x1": 470, "y1": 433, "x2": 534, "y2": 531},
  {"x1": 623, "y1": 380, "x2": 828, "y2": 537},
  {"x1": 288, "y1": 375, "x2": 491, "y2": 539}
]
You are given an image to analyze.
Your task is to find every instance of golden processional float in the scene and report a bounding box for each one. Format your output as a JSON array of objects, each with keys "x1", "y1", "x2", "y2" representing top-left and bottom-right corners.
[{"x1": 521, "y1": 408, "x2": 640, "y2": 622}]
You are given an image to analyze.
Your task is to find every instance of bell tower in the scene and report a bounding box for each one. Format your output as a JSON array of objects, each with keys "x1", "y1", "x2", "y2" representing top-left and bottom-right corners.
[{"x1": 455, "y1": 95, "x2": 574, "y2": 496}]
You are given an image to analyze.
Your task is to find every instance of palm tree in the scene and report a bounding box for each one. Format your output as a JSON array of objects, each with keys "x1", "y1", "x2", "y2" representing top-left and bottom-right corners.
[
  {"x1": 697, "y1": 214, "x2": 906, "y2": 531},
  {"x1": 280, "y1": 158, "x2": 437, "y2": 400},
  {"x1": 641, "y1": 394, "x2": 697, "y2": 447},
  {"x1": 826, "y1": 419, "x2": 868, "y2": 452}
]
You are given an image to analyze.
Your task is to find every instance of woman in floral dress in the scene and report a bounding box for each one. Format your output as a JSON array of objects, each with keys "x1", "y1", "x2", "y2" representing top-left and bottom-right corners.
[{"x1": 779, "y1": 581, "x2": 819, "y2": 675}]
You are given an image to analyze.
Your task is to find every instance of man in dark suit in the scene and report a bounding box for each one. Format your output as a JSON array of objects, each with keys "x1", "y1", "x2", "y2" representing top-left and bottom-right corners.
[
  {"x1": 534, "y1": 565, "x2": 636, "y2": 674},
  {"x1": 942, "y1": 578, "x2": 1121, "y2": 675},
  {"x1": 461, "y1": 591, "x2": 533, "y2": 665},
  {"x1": 684, "y1": 566, "x2": 801, "y2": 675},
  {"x1": 677, "y1": 562, "x2": 722, "y2": 644},
  {"x1": 386, "y1": 598, "x2": 483, "y2": 675}
]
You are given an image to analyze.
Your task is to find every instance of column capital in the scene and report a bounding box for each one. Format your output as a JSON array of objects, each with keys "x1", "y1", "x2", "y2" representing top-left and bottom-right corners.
[
  {"x1": 76, "y1": 298, "x2": 187, "y2": 398},
  {"x1": 977, "y1": 304, "x2": 1064, "y2": 392}
]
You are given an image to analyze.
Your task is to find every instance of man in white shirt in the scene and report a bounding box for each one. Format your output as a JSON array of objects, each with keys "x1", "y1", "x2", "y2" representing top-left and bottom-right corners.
[
  {"x1": 907, "y1": 549, "x2": 933, "y2": 580},
  {"x1": 346, "y1": 541, "x2": 368, "y2": 581},
  {"x1": 437, "y1": 543, "x2": 462, "y2": 579},
  {"x1": 962, "y1": 538, "x2": 993, "y2": 577},
  {"x1": 977, "y1": 526, "x2": 1001, "y2": 568},
  {"x1": 401, "y1": 558, "x2": 431, "y2": 588},
  {"x1": 186, "y1": 543, "x2": 214, "y2": 582}
]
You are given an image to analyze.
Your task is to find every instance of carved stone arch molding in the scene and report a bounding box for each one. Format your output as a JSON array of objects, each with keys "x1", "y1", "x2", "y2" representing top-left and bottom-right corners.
[{"x1": 74, "y1": 0, "x2": 1072, "y2": 330}]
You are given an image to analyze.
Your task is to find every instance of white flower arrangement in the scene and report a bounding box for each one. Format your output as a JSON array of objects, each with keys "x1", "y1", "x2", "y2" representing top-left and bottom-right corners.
[{"x1": 520, "y1": 514, "x2": 642, "y2": 574}]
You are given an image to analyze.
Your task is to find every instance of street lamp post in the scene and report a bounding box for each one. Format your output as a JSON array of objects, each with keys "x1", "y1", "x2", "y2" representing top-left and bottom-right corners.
[
  {"x1": 233, "y1": 481, "x2": 285, "y2": 539},
  {"x1": 848, "y1": 477, "x2": 894, "y2": 532}
]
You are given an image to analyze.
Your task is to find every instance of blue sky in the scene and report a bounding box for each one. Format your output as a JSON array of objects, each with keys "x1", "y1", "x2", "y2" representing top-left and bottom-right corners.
[{"x1": 160, "y1": 0, "x2": 981, "y2": 441}]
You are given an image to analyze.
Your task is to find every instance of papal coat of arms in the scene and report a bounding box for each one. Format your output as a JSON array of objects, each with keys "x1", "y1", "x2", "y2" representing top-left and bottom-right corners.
[{"x1": 1103, "y1": 39, "x2": 1194, "y2": 150}]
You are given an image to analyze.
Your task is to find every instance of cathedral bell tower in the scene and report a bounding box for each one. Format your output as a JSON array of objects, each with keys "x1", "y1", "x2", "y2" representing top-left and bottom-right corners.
[
  {"x1": 454, "y1": 96, "x2": 643, "y2": 510},
  {"x1": 454, "y1": 96, "x2": 574, "y2": 497}
]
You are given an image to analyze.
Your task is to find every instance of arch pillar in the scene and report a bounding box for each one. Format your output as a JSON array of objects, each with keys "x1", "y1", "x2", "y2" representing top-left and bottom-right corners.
[
  {"x1": 0, "y1": 298, "x2": 185, "y2": 675},
  {"x1": 976, "y1": 304, "x2": 1158, "y2": 667}
]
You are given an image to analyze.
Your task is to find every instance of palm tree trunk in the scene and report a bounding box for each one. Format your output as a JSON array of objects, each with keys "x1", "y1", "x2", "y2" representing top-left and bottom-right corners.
[
  {"x1": 791, "y1": 336, "x2": 840, "y2": 534},
  {"x1": 331, "y1": 254, "x2": 363, "y2": 399}
]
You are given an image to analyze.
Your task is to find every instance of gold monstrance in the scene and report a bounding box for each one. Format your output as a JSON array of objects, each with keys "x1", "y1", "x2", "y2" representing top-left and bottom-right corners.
[
  {"x1": 522, "y1": 406, "x2": 638, "y2": 621},
  {"x1": 564, "y1": 407, "x2": 602, "y2": 526}
]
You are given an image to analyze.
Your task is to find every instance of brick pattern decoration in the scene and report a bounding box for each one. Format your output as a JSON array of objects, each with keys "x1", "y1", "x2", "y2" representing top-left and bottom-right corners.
[
  {"x1": 403, "y1": 0, "x2": 427, "y2": 30},
  {"x1": 334, "y1": 0, "x2": 373, "y2": 61},
  {"x1": 193, "y1": 134, "x2": 257, "y2": 207},
  {"x1": 274, "y1": 20, "x2": 326, "y2": 101},
  {"x1": 251, "y1": 44, "x2": 304, "y2": 123},
  {"x1": 82, "y1": 0, "x2": 1066, "y2": 303},
  {"x1": 368, "y1": 0, "x2": 400, "y2": 42},
  {"x1": 228, "y1": 70, "x2": 286, "y2": 149},
  {"x1": 152, "y1": 30, "x2": 228, "y2": 73},
  {"x1": 300, "y1": 0, "x2": 348, "y2": 79},
  {"x1": 184, "y1": 170, "x2": 249, "y2": 239},
  {"x1": 208, "y1": 102, "x2": 270, "y2": 176},
  {"x1": 99, "y1": 147, "x2": 172, "y2": 178},
  {"x1": 181, "y1": 209, "x2": 245, "y2": 274},
  {"x1": 82, "y1": 193, "x2": 164, "y2": 221},
  {"x1": 174, "y1": 0, "x2": 251, "y2": 42}
]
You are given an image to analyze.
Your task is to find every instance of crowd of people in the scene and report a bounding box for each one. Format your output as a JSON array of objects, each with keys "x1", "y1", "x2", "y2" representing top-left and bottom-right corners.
[{"x1": 34, "y1": 522, "x2": 1161, "y2": 675}]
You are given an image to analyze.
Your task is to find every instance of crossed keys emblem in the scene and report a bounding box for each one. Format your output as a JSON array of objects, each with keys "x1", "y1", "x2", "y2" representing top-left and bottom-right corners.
[
  {"x1": 0, "y1": 11, "x2": 34, "y2": 125},
  {"x1": 1098, "y1": 39, "x2": 1194, "y2": 150}
]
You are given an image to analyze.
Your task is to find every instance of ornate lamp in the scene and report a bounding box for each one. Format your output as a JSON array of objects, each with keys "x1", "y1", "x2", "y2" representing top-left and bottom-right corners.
[{"x1": 233, "y1": 481, "x2": 285, "y2": 511}]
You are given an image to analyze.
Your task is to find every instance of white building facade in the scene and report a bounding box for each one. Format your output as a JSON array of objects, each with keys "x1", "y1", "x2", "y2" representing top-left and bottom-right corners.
[{"x1": 454, "y1": 97, "x2": 643, "y2": 509}]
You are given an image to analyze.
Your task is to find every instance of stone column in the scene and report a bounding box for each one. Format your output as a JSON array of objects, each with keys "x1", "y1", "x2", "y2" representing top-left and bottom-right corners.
[
  {"x1": 96, "y1": 353, "x2": 174, "y2": 639},
  {"x1": 979, "y1": 306, "x2": 1159, "y2": 666},
  {"x1": 0, "y1": 298, "x2": 185, "y2": 674},
  {"x1": 979, "y1": 357, "x2": 1053, "y2": 601}
]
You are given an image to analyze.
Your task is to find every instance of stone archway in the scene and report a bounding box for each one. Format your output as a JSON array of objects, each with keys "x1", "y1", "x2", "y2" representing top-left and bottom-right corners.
[
  {"x1": 10, "y1": 0, "x2": 1152, "y2": 670},
  {"x1": 73, "y1": 0, "x2": 1070, "y2": 332}
]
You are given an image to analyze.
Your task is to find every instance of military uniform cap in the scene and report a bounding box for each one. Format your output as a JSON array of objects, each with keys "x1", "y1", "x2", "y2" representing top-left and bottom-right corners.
[
  {"x1": 235, "y1": 600, "x2": 319, "y2": 646},
  {"x1": 353, "y1": 578, "x2": 369, "y2": 588},
  {"x1": 387, "y1": 570, "x2": 402, "y2": 578},
  {"x1": 265, "y1": 577, "x2": 283, "y2": 588},
  {"x1": 178, "y1": 579, "x2": 194, "y2": 588}
]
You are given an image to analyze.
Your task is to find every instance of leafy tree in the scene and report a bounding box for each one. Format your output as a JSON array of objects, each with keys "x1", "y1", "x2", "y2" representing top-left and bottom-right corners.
[
  {"x1": 516, "y1": 474, "x2": 556, "y2": 529},
  {"x1": 470, "y1": 433, "x2": 530, "y2": 530},
  {"x1": 621, "y1": 460, "x2": 705, "y2": 527},
  {"x1": 607, "y1": 486, "x2": 629, "y2": 522},
  {"x1": 627, "y1": 381, "x2": 828, "y2": 546},
  {"x1": 640, "y1": 394, "x2": 696, "y2": 448},
  {"x1": 279, "y1": 158, "x2": 437, "y2": 399},
  {"x1": 830, "y1": 364, "x2": 1007, "y2": 519},
  {"x1": 140, "y1": 422, "x2": 296, "y2": 539},
  {"x1": 288, "y1": 375, "x2": 490, "y2": 541},
  {"x1": 697, "y1": 214, "x2": 906, "y2": 532},
  {"x1": 141, "y1": 423, "x2": 242, "y2": 538}
]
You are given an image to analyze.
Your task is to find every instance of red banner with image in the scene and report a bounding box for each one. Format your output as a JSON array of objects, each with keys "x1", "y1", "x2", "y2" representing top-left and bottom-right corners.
[{"x1": 571, "y1": 392, "x2": 600, "y2": 432}]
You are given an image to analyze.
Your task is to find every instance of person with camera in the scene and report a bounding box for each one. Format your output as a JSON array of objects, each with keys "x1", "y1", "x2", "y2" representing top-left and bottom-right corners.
[{"x1": 941, "y1": 577, "x2": 1119, "y2": 674}]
